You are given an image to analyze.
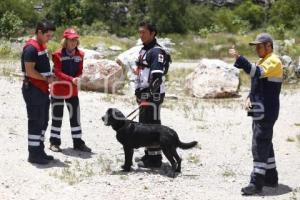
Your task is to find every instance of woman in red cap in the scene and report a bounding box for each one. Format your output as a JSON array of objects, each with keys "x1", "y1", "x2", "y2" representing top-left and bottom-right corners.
[{"x1": 49, "y1": 28, "x2": 91, "y2": 152}]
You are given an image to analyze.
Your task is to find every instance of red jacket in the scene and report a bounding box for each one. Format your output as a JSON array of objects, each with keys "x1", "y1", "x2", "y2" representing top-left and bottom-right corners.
[{"x1": 51, "y1": 48, "x2": 84, "y2": 98}]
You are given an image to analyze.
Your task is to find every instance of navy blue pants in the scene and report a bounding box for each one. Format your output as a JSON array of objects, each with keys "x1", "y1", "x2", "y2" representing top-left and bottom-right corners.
[
  {"x1": 50, "y1": 96, "x2": 84, "y2": 146},
  {"x1": 22, "y1": 82, "x2": 49, "y2": 154},
  {"x1": 250, "y1": 120, "x2": 278, "y2": 188}
]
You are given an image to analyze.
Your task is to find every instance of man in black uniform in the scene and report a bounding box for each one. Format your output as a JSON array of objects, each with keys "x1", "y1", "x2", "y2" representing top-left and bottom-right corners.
[
  {"x1": 134, "y1": 21, "x2": 169, "y2": 168},
  {"x1": 21, "y1": 21, "x2": 56, "y2": 164}
]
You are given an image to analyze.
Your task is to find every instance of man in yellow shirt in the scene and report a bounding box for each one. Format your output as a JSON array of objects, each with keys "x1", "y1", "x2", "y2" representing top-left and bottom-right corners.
[{"x1": 229, "y1": 33, "x2": 283, "y2": 195}]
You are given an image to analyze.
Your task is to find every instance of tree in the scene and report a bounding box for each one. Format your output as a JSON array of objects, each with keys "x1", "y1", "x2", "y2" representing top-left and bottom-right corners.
[
  {"x1": 0, "y1": 11, "x2": 23, "y2": 38},
  {"x1": 43, "y1": 0, "x2": 83, "y2": 26},
  {"x1": 147, "y1": 0, "x2": 188, "y2": 34},
  {"x1": 0, "y1": 0, "x2": 38, "y2": 27}
]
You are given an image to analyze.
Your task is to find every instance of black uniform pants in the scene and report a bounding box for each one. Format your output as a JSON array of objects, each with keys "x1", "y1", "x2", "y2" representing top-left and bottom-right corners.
[
  {"x1": 137, "y1": 92, "x2": 165, "y2": 159},
  {"x1": 22, "y1": 82, "x2": 49, "y2": 154},
  {"x1": 50, "y1": 96, "x2": 84, "y2": 146},
  {"x1": 250, "y1": 119, "x2": 278, "y2": 188}
]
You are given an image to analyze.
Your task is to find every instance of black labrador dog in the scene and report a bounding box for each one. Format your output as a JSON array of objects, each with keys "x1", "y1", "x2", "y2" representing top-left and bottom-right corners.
[{"x1": 102, "y1": 108, "x2": 198, "y2": 176}]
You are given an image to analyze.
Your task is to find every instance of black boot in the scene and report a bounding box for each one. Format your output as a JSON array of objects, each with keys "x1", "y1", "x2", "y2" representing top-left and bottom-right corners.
[
  {"x1": 265, "y1": 169, "x2": 278, "y2": 187},
  {"x1": 41, "y1": 143, "x2": 54, "y2": 160},
  {"x1": 73, "y1": 139, "x2": 92, "y2": 152},
  {"x1": 241, "y1": 184, "x2": 262, "y2": 195},
  {"x1": 28, "y1": 149, "x2": 50, "y2": 165},
  {"x1": 137, "y1": 150, "x2": 162, "y2": 168}
]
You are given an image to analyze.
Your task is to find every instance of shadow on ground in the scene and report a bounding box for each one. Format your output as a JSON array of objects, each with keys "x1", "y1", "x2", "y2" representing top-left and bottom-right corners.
[
  {"x1": 60, "y1": 147, "x2": 95, "y2": 159},
  {"x1": 262, "y1": 184, "x2": 293, "y2": 196}
]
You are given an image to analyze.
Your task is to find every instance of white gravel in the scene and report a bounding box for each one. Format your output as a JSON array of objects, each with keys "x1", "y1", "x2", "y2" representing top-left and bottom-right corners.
[{"x1": 0, "y1": 76, "x2": 299, "y2": 200}]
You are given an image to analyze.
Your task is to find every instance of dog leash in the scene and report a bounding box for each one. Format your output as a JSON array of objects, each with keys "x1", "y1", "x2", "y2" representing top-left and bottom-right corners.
[
  {"x1": 125, "y1": 100, "x2": 150, "y2": 121},
  {"x1": 125, "y1": 106, "x2": 140, "y2": 120}
]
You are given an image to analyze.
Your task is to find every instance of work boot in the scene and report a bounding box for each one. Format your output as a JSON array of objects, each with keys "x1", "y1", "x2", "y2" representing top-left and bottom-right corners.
[
  {"x1": 241, "y1": 184, "x2": 262, "y2": 195},
  {"x1": 41, "y1": 149, "x2": 54, "y2": 160},
  {"x1": 40, "y1": 143, "x2": 54, "y2": 160},
  {"x1": 28, "y1": 152, "x2": 50, "y2": 165},
  {"x1": 74, "y1": 143, "x2": 92, "y2": 152},
  {"x1": 265, "y1": 169, "x2": 278, "y2": 187},
  {"x1": 137, "y1": 153, "x2": 162, "y2": 168}
]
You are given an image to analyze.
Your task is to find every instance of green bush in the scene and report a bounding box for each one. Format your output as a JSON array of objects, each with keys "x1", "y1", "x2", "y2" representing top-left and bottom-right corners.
[
  {"x1": 148, "y1": 0, "x2": 188, "y2": 34},
  {"x1": 47, "y1": 41, "x2": 61, "y2": 55},
  {"x1": 0, "y1": 11, "x2": 23, "y2": 39},
  {"x1": 268, "y1": 0, "x2": 300, "y2": 29},
  {"x1": 233, "y1": 0, "x2": 265, "y2": 29},
  {"x1": 79, "y1": 21, "x2": 109, "y2": 36},
  {"x1": 214, "y1": 8, "x2": 239, "y2": 33},
  {"x1": 265, "y1": 24, "x2": 286, "y2": 40},
  {"x1": 184, "y1": 5, "x2": 215, "y2": 32}
]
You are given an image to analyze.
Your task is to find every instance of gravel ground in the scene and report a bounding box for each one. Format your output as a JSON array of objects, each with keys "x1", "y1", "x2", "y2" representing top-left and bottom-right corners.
[{"x1": 0, "y1": 76, "x2": 299, "y2": 200}]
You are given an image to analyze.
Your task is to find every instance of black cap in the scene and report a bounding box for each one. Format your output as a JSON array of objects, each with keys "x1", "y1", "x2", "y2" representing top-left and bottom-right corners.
[{"x1": 249, "y1": 33, "x2": 273, "y2": 46}]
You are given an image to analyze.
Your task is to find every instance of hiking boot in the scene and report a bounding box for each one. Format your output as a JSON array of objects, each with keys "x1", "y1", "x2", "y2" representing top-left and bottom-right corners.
[
  {"x1": 137, "y1": 155, "x2": 162, "y2": 168},
  {"x1": 73, "y1": 143, "x2": 92, "y2": 152},
  {"x1": 241, "y1": 184, "x2": 262, "y2": 195},
  {"x1": 49, "y1": 144, "x2": 62, "y2": 152},
  {"x1": 28, "y1": 154, "x2": 50, "y2": 165},
  {"x1": 42, "y1": 151, "x2": 54, "y2": 160}
]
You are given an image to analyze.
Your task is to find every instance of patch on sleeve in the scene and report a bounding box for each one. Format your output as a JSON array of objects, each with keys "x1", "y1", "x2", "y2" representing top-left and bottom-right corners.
[{"x1": 158, "y1": 54, "x2": 164, "y2": 63}]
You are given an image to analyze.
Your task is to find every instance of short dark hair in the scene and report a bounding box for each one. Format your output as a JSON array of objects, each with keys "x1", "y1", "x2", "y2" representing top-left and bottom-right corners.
[
  {"x1": 139, "y1": 21, "x2": 157, "y2": 36},
  {"x1": 35, "y1": 20, "x2": 56, "y2": 34}
]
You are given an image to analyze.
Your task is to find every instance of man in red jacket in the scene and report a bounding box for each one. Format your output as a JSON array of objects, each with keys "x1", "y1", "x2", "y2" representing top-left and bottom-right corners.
[
  {"x1": 50, "y1": 28, "x2": 91, "y2": 153},
  {"x1": 21, "y1": 20, "x2": 56, "y2": 164}
]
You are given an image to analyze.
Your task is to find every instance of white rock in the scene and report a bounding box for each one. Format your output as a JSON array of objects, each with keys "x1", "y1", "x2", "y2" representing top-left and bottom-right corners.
[
  {"x1": 80, "y1": 59, "x2": 125, "y2": 93},
  {"x1": 185, "y1": 59, "x2": 240, "y2": 98}
]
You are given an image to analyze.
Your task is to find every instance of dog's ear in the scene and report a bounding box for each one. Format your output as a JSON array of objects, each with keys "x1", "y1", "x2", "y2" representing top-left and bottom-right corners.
[{"x1": 114, "y1": 109, "x2": 125, "y2": 119}]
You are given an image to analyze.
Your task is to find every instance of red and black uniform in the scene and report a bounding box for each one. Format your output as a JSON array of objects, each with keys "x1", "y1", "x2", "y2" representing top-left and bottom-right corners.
[
  {"x1": 50, "y1": 48, "x2": 85, "y2": 146},
  {"x1": 21, "y1": 38, "x2": 51, "y2": 156}
]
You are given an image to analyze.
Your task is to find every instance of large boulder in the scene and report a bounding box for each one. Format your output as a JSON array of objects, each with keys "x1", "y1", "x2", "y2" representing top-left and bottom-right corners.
[
  {"x1": 80, "y1": 59, "x2": 125, "y2": 93},
  {"x1": 185, "y1": 59, "x2": 240, "y2": 98}
]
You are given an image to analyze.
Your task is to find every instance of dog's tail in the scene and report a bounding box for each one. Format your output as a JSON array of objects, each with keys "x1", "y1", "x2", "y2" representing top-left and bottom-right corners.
[{"x1": 178, "y1": 140, "x2": 198, "y2": 149}]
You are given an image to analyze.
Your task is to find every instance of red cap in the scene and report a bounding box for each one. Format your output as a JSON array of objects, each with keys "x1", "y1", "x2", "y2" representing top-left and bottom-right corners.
[{"x1": 63, "y1": 28, "x2": 79, "y2": 39}]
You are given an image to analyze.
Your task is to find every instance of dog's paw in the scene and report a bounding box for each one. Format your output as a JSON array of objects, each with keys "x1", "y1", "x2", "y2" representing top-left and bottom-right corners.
[{"x1": 121, "y1": 165, "x2": 131, "y2": 172}]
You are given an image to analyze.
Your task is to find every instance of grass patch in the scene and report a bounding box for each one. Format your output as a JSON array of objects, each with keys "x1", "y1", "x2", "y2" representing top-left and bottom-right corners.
[
  {"x1": 186, "y1": 153, "x2": 200, "y2": 164},
  {"x1": 166, "y1": 68, "x2": 194, "y2": 96},
  {"x1": 0, "y1": 40, "x2": 20, "y2": 59},
  {"x1": 0, "y1": 60, "x2": 20, "y2": 78},
  {"x1": 49, "y1": 155, "x2": 114, "y2": 185},
  {"x1": 80, "y1": 35, "x2": 135, "y2": 50},
  {"x1": 286, "y1": 136, "x2": 295, "y2": 142},
  {"x1": 165, "y1": 32, "x2": 257, "y2": 61},
  {"x1": 222, "y1": 168, "x2": 236, "y2": 178}
]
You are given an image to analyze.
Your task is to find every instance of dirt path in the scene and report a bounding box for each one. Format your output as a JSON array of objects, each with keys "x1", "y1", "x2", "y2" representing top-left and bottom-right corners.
[{"x1": 0, "y1": 77, "x2": 299, "y2": 200}]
